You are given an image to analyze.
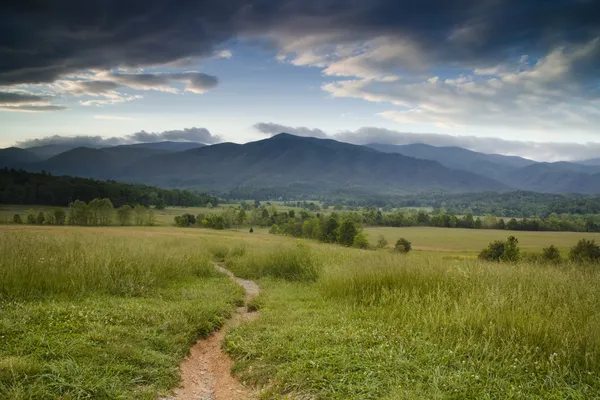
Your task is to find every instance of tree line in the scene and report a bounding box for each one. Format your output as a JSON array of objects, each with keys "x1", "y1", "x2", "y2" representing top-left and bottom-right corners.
[
  {"x1": 0, "y1": 168, "x2": 218, "y2": 208},
  {"x1": 174, "y1": 204, "x2": 600, "y2": 234},
  {"x1": 479, "y1": 235, "x2": 600, "y2": 265},
  {"x1": 12, "y1": 198, "x2": 156, "y2": 226}
]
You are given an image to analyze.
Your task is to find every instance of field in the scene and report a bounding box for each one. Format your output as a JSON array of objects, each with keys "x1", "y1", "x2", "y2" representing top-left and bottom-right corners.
[
  {"x1": 1, "y1": 224, "x2": 600, "y2": 399},
  {"x1": 366, "y1": 226, "x2": 600, "y2": 255}
]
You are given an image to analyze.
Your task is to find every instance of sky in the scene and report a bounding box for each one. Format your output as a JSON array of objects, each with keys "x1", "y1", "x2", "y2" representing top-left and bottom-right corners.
[{"x1": 1, "y1": 1, "x2": 599, "y2": 161}]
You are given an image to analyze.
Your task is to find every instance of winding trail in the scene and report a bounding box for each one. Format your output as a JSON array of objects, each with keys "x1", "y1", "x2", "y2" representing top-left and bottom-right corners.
[{"x1": 167, "y1": 265, "x2": 260, "y2": 400}]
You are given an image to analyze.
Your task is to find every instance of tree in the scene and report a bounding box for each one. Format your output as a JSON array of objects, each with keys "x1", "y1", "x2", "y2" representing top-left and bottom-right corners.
[
  {"x1": 36, "y1": 211, "x2": 45, "y2": 225},
  {"x1": 155, "y1": 197, "x2": 166, "y2": 210},
  {"x1": 478, "y1": 236, "x2": 520, "y2": 262},
  {"x1": 12, "y1": 214, "x2": 22, "y2": 224},
  {"x1": 134, "y1": 204, "x2": 147, "y2": 225},
  {"x1": 44, "y1": 211, "x2": 55, "y2": 225},
  {"x1": 147, "y1": 209, "x2": 156, "y2": 226},
  {"x1": 569, "y1": 239, "x2": 600, "y2": 263},
  {"x1": 353, "y1": 232, "x2": 370, "y2": 249},
  {"x1": 376, "y1": 235, "x2": 388, "y2": 249},
  {"x1": 542, "y1": 245, "x2": 561, "y2": 263},
  {"x1": 69, "y1": 200, "x2": 89, "y2": 225},
  {"x1": 98, "y1": 198, "x2": 114, "y2": 225},
  {"x1": 395, "y1": 238, "x2": 412, "y2": 253},
  {"x1": 237, "y1": 209, "x2": 247, "y2": 225},
  {"x1": 206, "y1": 202, "x2": 214, "y2": 209},
  {"x1": 338, "y1": 218, "x2": 358, "y2": 246},
  {"x1": 321, "y1": 215, "x2": 339, "y2": 243},
  {"x1": 502, "y1": 236, "x2": 520, "y2": 262},
  {"x1": 26, "y1": 209, "x2": 36, "y2": 224},
  {"x1": 54, "y1": 209, "x2": 66, "y2": 225},
  {"x1": 116, "y1": 205, "x2": 133, "y2": 226}
]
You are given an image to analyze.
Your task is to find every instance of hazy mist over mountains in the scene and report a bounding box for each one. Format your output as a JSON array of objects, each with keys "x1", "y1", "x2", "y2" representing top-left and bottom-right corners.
[{"x1": 3, "y1": 132, "x2": 600, "y2": 196}]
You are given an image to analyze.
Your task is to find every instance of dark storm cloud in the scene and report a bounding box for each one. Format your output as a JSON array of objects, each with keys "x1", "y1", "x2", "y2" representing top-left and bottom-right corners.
[
  {"x1": 16, "y1": 127, "x2": 221, "y2": 148},
  {"x1": 1, "y1": 1, "x2": 598, "y2": 85},
  {"x1": 0, "y1": 92, "x2": 48, "y2": 104}
]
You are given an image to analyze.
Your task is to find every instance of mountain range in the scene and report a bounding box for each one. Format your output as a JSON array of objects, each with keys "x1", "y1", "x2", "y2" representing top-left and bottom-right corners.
[{"x1": 1, "y1": 134, "x2": 600, "y2": 195}]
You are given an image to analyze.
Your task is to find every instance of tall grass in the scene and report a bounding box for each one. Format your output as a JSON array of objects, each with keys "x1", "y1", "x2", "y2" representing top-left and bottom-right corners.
[
  {"x1": 225, "y1": 241, "x2": 322, "y2": 281},
  {"x1": 0, "y1": 232, "x2": 215, "y2": 299},
  {"x1": 227, "y1": 249, "x2": 600, "y2": 398}
]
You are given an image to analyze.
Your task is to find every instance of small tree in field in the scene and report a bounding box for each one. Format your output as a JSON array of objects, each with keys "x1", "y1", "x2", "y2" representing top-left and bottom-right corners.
[
  {"x1": 134, "y1": 204, "x2": 147, "y2": 225},
  {"x1": 155, "y1": 197, "x2": 166, "y2": 210},
  {"x1": 478, "y1": 236, "x2": 520, "y2": 262},
  {"x1": 26, "y1": 210, "x2": 36, "y2": 224},
  {"x1": 147, "y1": 209, "x2": 156, "y2": 226},
  {"x1": 36, "y1": 211, "x2": 45, "y2": 225},
  {"x1": 54, "y1": 209, "x2": 66, "y2": 225},
  {"x1": 570, "y1": 239, "x2": 600, "y2": 263},
  {"x1": 116, "y1": 205, "x2": 133, "y2": 226},
  {"x1": 353, "y1": 232, "x2": 370, "y2": 249},
  {"x1": 376, "y1": 234, "x2": 388, "y2": 249},
  {"x1": 13, "y1": 214, "x2": 22, "y2": 224},
  {"x1": 338, "y1": 218, "x2": 358, "y2": 247},
  {"x1": 542, "y1": 245, "x2": 561, "y2": 263},
  {"x1": 395, "y1": 238, "x2": 412, "y2": 253}
]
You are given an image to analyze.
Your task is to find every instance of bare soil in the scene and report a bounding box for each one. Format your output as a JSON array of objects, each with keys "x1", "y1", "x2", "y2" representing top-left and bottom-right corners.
[{"x1": 165, "y1": 265, "x2": 260, "y2": 400}]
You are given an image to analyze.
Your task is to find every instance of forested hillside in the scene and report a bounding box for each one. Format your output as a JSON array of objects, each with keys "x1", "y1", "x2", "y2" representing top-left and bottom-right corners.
[{"x1": 0, "y1": 169, "x2": 218, "y2": 207}]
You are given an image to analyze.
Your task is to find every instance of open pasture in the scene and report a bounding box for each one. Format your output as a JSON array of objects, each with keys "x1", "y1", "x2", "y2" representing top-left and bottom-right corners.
[
  {"x1": 366, "y1": 226, "x2": 600, "y2": 255},
  {"x1": 1, "y1": 224, "x2": 600, "y2": 399}
]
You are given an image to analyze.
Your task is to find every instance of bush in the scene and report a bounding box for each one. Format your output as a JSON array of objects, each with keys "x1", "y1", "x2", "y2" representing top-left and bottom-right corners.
[
  {"x1": 376, "y1": 234, "x2": 388, "y2": 249},
  {"x1": 478, "y1": 236, "x2": 520, "y2": 262},
  {"x1": 394, "y1": 238, "x2": 412, "y2": 253},
  {"x1": 36, "y1": 211, "x2": 45, "y2": 225},
  {"x1": 569, "y1": 239, "x2": 600, "y2": 263},
  {"x1": 353, "y1": 232, "x2": 370, "y2": 249},
  {"x1": 174, "y1": 213, "x2": 196, "y2": 227},
  {"x1": 338, "y1": 219, "x2": 358, "y2": 247},
  {"x1": 26, "y1": 210, "x2": 36, "y2": 224},
  {"x1": 541, "y1": 245, "x2": 561, "y2": 263},
  {"x1": 12, "y1": 214, "x2": 22, "y2": 224}
]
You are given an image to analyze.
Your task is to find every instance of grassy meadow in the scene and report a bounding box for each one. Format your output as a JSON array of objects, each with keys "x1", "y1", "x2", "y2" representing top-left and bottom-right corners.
[
  {"x1": 1, "y1": 224, "x2": 600, "y2": 398},
  {"x1": 0, "y1": 226, "x2": 245, "y2": 399},
  {"x1": 366, "y1": 226, "x2": 600, "y2": 255}
]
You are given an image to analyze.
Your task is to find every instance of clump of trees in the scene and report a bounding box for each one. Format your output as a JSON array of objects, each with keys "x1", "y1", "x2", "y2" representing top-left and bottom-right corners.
[
  {"x1": 394, "y1": 238, "x2": 412, "y2": 254},
  {"x1": 479, "y1": 236, "x2": 600, "y2": 265},
  {"x1": 478, "y1": 236, "x2": 520, "y2": 262}
]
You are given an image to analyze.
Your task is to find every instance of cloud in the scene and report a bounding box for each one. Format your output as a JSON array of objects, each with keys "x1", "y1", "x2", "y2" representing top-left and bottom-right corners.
[
  {"x1": 0, "y1": 90, "x2": 66, "y2": 112},
  {"x1": 254, "y1": 122, "x2": 328, "y2": 138},
  {"x1": 16, "y1": 127, "x2": 222, "y2": 148},
  {"x1": 0, "y1": 105, "x2": 68, "y2": 112},
  {"x1": 254, "y1": 122, "x2": 600, "y2": 162},
  {"x1": 1, "y1": 1, "x2": 598, "y2": 86}
]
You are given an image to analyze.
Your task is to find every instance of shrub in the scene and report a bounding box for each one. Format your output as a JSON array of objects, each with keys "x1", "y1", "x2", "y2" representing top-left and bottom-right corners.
[
  {"x1": 54, "y1": 209, "x2": 66, "y2": 225},
  {"x1": 376, "y1": 234, "x2": 388, "y2": 249},
  {"x1": 569, "y1": 239, "x2": 600, "y2": 263},
  {"x1": 394, "y1": 238, "x2": 412, "y2": 253},
  {"x1": 12, "y1": 214, "x2": 22, "y2": 224},
  {"x1": 353, "y1": 232, "x2": 370, "y2": 249},
  {"x1": 36, "y1": 212, "x2": 45, "y2": 225},
  {"x1": 478, "y1": 236, "x2": 520, "y2": 262},
  {"x1": 26, "y1": 210, "x2": 36, "y2": 224},
  {"x1": 541, "y1": 245, "x2": 561, "y2": 263},
  {"x1": 338, "y1": 219, "x2": 358, "y2": 247}
]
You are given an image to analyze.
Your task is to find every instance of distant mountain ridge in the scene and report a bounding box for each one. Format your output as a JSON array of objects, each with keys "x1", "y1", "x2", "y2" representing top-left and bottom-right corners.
[{"x1": 2, "y1": 134, "x2": 600, "y2": 195}]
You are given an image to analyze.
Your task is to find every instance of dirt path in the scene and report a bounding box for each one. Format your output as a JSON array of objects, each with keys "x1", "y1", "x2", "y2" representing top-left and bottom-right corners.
[{"x1": 166, "y1": 265, "x2": 260, "y2": 400}]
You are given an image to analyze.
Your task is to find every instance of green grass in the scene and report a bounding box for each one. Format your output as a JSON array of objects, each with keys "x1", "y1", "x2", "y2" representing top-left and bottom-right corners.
[
  {"x1": 366, "y1": 226, "x2": 600, "y2": 255},
  {"x1": 0, "y1": 228, "x2": 244, "y2": 399},
  {"x1": 3, "y1": 223, "x2": 600, "y2": 399},
  {"x1": 224, "y1": 245, "x2": 600, "y2": 399}
]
